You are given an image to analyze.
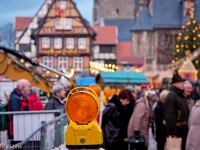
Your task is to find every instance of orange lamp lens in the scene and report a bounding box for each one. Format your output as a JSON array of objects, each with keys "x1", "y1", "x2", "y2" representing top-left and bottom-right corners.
[
  {"x1": 66, "y1": 92, "x2": 98, "y2": 124},
  {"x1": 104, "y1": 88, "x2": 111, "y2": 98},
  {"x1": 88, "y1": 85, "x2": 101, "y2": 98}
]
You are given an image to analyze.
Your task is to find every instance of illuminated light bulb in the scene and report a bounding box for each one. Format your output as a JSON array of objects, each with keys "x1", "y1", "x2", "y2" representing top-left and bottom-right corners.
[
  {"x1": 185, "y1": 45, "x2": 188, "y2": 48},
  {"x1": 182, "y1": 26, "x2": 185, "y2": 29},
  {"x1": 115, "y1": 66, "x2": 118, "y2": 70},
  {"x1": 176, "y1": 49, "x2": 180, "y2": 52},
  {"x1": 47, "y1": 71, "x2": 50, "y2": 74},
  {"x1": 193, "y1": 20, "x2": 196, "y2": 24},
  {"x1": 187, "y1": 22, "x2": 191, "y2": 25},
  {"x1": 193, "y1": 45, "x2": 197, "y2": 48},
  {"x1": 181, "y1": 44, "x2": 184, "y2": 48},
  {"x1": 55, "y1": 75, "x2": 59, "y2": 78},
  {"x1": 109, "y1": 64, "x2": 111, "y2": 68},
  {"x1": 194, "y1": 52, "x2": 198, "y2": 56},
  {"x1": 195, "y1": 27, "x2": 198, "y2": 30},
  {"x1": 20, "y1": 59, "x2": 24, "y2": 63},
  {"x1": 61, "y1": 76, "x2": 64, "y2": 79},
  {"x1": 176, "y1": 45, "x2": 179, "y2": 48},
  {"x1": 198, "y1": 34, "x2": 200, "y2": 38},
  {"x1": 184, "y1": 36, "x2": 188, "y2": 40},
  {"x1": 172, "y1": 60, "x2": 175, "y2": 63},
  {"x1": 195, "y1": 60, "x2": 199, "y2": 64},
  {"x1": 63, "y1": 70, "x2": 66, "y2": 73},
  {"x1": 193, "y1": 37, "x2": 197, "y2": 40},
  {"x1": 112, "y1": 64, "x2": 115, "y2": 68},
  {"x1": 193, "y1": 30, "x2": 196, "y2": 33},
  {"x1": 179, "y1": 33, "x2": 182, "y2": 36}
]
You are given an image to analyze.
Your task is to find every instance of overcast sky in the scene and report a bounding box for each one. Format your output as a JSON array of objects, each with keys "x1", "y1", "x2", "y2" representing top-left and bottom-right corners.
[{"x1": 0, "y1": 0, "x2": 94, "y2": 27}]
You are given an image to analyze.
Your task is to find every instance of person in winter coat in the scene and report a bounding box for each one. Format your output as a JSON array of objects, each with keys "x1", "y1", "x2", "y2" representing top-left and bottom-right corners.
[
  {"x1": 28, "y1": 87, "x2": 44, "y2": 111},
  {"x1": 45, "y1": 84, "x2": 66, "y2": 115},
  {"x1": 127, "y1": 93, "x2": 158, "y2": 150},
  {"x1": 45, "y1": 84, "x2": 67, "y2": 147},
  {"x1": 186, "y1": 100, "x2": 200, "y2": 150},
  {"x1": 8, "y1": 79, "x2": 30, "y2": 139},
  {"x1": 102, "y1": 89, "x2": 135, "y2": 150},
  {"x1": 154, "y1": 90, "x2": 169, "y2": 150},
  {"x1": 164, "y1": 74, "x2": 189, "y2": 150},
  {"x1": 183, "y1": 81, "x2": 193, "y2": 112},
  {"x1": 135, "y1": 86, "x2": 144, "y2": 100}
]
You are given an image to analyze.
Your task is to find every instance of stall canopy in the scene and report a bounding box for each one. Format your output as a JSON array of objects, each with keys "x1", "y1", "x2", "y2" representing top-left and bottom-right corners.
[
  {"x1": 75, "y1": 77, "x2": 96, "y2": 86},
  {"x1": 99, "y1": 71, "x2": 149, "y2": 84}
]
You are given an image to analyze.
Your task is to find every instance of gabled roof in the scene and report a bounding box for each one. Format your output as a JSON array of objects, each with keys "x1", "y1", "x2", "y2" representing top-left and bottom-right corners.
[
  {"x1": 99, "y1": 71, "x2": 149, "y2": 83},
  {"x1": 15, "y1": 17, "x2": 32, "y2": 30},
  {"x1": 92, "y1": 26, "x2": 117, "y2": 45},
  {"x1": 103, "y1": 18, "x2": 134, "y2": 41},
  {"x1": 132, "y1": 6, "x2": 153, "y2": 31},
  {"x1": 179, "y1": 59, "x2": 197, "y2": 72}
]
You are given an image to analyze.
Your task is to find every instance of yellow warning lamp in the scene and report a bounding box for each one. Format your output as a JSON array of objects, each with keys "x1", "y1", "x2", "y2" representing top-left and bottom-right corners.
[
  {"x1": 88, "y1": 84, "x2": 102, "y2": 98},
  {"x1": 65, "y1": 87, "x2": 103, "y2": 149},
  {"x1": 103, "y1": 88, "x2": 112, "y2": 98}
]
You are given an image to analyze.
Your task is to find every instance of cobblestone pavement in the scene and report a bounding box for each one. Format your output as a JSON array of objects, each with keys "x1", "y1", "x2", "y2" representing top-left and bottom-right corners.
[{"x1": 148, "y1": 128, "x2": 157, "y2": 150}]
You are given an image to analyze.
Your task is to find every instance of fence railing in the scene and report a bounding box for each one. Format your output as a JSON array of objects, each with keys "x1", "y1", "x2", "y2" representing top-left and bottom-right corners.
[{"x1": 0, "y1": 110, "x2": 68, "y2": 150}]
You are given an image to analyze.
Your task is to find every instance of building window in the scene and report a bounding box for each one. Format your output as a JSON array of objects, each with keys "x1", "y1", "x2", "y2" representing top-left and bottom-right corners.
[
  {"x1": 43, "y1": 56, "x2": 53, "y2": 68},
  {"x1": 42, "y1": 37, "x2": 50, "y2": 49},
  {"x1": 54, "y1": 38, "x2": 62, "y2": 49},
  {"x1": 100, "y1": 45, "x2": 116, "y2": 53},
  {"x1": 59, "y1": 0, "x2": 67, "y2": 10},
  {"x1": 73, "y1": 57, "x2": 83, "y2": 71},
  {"x1": 55, "y1": 18, "x2": 62, "y2": 30},
  {"x1": 165, "y1": 34, "x2": 178, "y2": 51},
  {"x1": 66, "y1": 38, "x2": 74, "y2": 49},
  {"x1": 58, "y1": 57, "x2": 68, "y2": 71},
  {"x1": 64, "y1": 18, "x2": 72, "y2": 30},
  {"x1": 78, "y1": 38, "x2": 86, "y2": 50},
  {"x1": 19, "y1": 44, "x2": 31, "y2": 52}
]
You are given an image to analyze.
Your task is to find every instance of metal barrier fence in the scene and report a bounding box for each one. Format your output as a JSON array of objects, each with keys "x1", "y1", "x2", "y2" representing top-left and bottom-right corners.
[{"x1": 0, "y1": 110, "x2": 68, "y2": 150}]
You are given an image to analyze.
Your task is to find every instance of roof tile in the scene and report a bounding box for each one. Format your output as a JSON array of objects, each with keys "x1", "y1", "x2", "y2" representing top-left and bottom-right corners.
[
  {"x1": 15, "y1": 17, "x2": 32, "y2": 30},
  {"x1": 92, "y1": 26, "x2": 117, "y2": 45}
]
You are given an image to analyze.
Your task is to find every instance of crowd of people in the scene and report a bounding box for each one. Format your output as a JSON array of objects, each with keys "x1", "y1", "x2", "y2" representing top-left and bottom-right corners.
[
  {"x1": 4, "y1": 73, "x2": 200, "y2": 150},
  {"x1": 102, "y1": 74, "x2": 198, "y2": 150},
  {"x1": 6, "y1": 78, "x2": 70, "y2": 147}
]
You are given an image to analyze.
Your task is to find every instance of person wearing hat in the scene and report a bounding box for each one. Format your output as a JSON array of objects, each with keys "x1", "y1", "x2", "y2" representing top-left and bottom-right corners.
[{"x1": 164, "y1": 74, "x2": 189, "y2": 150}]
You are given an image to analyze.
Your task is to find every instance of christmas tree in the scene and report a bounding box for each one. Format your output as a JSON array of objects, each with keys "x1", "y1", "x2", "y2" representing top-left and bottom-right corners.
[{"x1": 174, "y1": 2, "x2": 200, "y2": 70}]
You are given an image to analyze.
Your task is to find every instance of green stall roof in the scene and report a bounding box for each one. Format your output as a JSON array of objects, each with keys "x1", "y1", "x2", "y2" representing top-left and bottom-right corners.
[{"x1": 100, "y1": 71, "x2": 149, "y2": 84}]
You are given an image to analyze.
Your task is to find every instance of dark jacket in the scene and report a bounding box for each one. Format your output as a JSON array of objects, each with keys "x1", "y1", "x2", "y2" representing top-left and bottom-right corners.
[
  {"x1": 154, "y1": 101, "x2": 166, "y2": 141},
  {"x1": 45, "y1": 94, "x2": 66, "y2": 116},
  {"x1": 8, "y1": 88, "x2": 29, "y2": 139},
  {"x1": 28, "y1": 94, "x2": 44, "y2": 111},
  {"x1": 164, "y1": 86, "x2": 189, "y2": 136},
  {"x1": 102, "y1": 95, "x2": 120, "y2": 150}
]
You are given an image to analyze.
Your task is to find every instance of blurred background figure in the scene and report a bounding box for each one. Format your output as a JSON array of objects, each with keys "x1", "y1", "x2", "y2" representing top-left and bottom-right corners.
[
  {"x1": 58, "y1": 78, "x2": 71, "y2": 97},
  {"x1": 186, "y1": 97, "x2": 200, "y2": 150},
  {"x1": 154, "y1": 90, "x2": 169, "y2": 150},
  {"x1": 127, "y1": 93, "x2": 158, "y2": 150},
  {"x1": 126, "y1": 85, "x2": 136, "y2": 99},
  {"x1": 135, "y1": 85, "x2": 144, "y2": 100},
  {"x1": 45, "y1": 84, "x2": 66, "y2": 114},
  {"x1": 28, "y1": 87, "x2": 44, "y2": 111},
  {"x1": 184, "y1": 81, "x2": 193, "y2": 112}
]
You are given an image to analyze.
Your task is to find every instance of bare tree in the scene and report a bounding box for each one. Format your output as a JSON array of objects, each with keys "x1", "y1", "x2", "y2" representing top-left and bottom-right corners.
[{"x1": 0, "y1": 23, "x2": 15, "y2": 49}]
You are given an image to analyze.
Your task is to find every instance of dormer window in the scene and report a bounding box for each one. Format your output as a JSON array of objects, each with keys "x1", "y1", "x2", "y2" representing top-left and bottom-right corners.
[
  {"x1": 64, "y1": 18, "x2": 72, "y2": 30},
  {"x1": 59, "y1": 1, "x2": 67, "y2": 10},
  {"x1": 55, "y1": 18, "x2": 62, "y2": 30}
]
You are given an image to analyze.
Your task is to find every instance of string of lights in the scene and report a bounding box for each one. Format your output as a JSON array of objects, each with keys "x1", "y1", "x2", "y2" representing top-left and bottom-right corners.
[{"x1": 89, "y1": 61, "x2": 118, "y2": 74}]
